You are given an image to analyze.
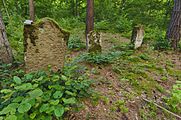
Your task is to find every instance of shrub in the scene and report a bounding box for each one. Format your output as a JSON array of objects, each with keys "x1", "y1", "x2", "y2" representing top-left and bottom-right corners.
[
  {"x1": 68, "y1": 35, "x2": 86, "y2": 51},
  {"x1": 154, "y1": 35, "x2": 171, "y2": 50},
  {"x1": 95, "y1": 20, "x2": 111, "y2": 31},
  {"x1": 0, "y1": 63, "x2": 94, "y2": 120},
  {"x1": 57, "y1": 17, "x2": 84, "y2": 30},
  {"x1": 114, "y1": 16, "x2": 132, "y2": 33},
  {"x1": 164, "y1": 81, "x2": 181, "y2": 114},
  {"x1": 6, "y1": 15, "x2": 24, "y2": 61}
]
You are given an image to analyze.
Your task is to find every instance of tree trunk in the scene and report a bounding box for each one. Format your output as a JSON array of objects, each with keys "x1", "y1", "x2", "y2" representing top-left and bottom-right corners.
[
  {"x1": 75, "y1": 0, "x2": 78, "y2": 16},
  {"x1": 86, "y1": 0, "x2": 94, "y2": 49},
  {"x1": 0, "y1": 11, "x2": 13, "y2": 63},
  {"x1": 71, "y1": 0, "x2": 75, "y2": 16},
  {"x1": 166, "y1": 0, "x2": 181, "y2": 50},
  {"x1": 29, "y1": 0, "x2": 35, "y2": 21}
]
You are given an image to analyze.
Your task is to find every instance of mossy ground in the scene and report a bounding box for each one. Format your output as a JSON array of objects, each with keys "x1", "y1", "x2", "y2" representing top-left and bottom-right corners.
[
  {"x1": 65, "y1": 31, "x2": 181, "y2": 120},
  {"x1": 7, "y1": 19, "x2": 181, "y2": 119}
]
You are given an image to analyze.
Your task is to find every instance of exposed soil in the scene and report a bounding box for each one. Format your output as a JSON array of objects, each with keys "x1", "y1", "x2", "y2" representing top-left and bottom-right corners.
[{"x1": 66, "y1": 32, "x2": 181, "y2": 120}]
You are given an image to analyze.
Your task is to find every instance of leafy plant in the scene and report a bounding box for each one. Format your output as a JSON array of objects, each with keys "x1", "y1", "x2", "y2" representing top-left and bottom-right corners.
[
  {"x1": 68, "y1": 35, "x2": 86, "y2": 51},
  {"x1": 95, "y1": 20, "x2": 111, "y2": 31},
  {"x1": 6, "y1": 15, "x2": 25, "y2": 61},
  {"x1": 111, "y1": 100, "x2": 129, "y2": 113},
  {"x1": 154, "y1": 35, "x2": 171, "y2": 50},
  {"x1": 57, "y1": 17, "x2": 84, "y2": 30},
  {"x1": 114, "y1": 16, "x2": 132, "y2": 32},
  {"x1": 165, "y1": 81, "x2": 181, "y2": 114},
  {"x1": 0, "y1": 63, "x2": 94, "y2": 120},
  {"x1": 80, "y1": 51, "x2": 123, "y2": 64}
]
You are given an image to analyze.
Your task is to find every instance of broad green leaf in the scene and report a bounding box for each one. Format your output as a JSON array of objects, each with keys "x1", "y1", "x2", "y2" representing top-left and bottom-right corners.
[
  {"x1": 13, "y1": 76, "x2": 22, "y2": 84},
  {"x1": 0, "y1": 103, "x2": 19, "y2": 115},
  {"x1": 49, "y1": 100, "x2": 59, "y2": 105},
  {"x1": 62, "y1": 97, "x2": 76, "y2": 104},
  {"x1": 32, "y1": 76, "x2": 44, "y2": 83},
  {"x1": 0, "y1": 103, "x2": 18, "y2": 115},
  {"x1": 0, "y1": 89, "x2": 12, "y2": 94},
  {"x1": 0, "y1": 117, "x2": 3, "y2": 120},
  {"x1": 42, "y1": 91, "x2": 51, "y2": 102},
  {"x1": 53, "y1": 91, "x2": 63, "y2": 99},
  {"x1": 65, "y1": 90, "x2": 76, "y2": 96},
  {"x1": 30, "y1": 112, "x2": 37, "y2": 119},
  {"x1": 52, "y1": 75, "x2": 60, "y2": 82},
  {"x1": 65, "y1": 80, "x2": 71, "y2": 85},
  {"x1": 45, "y1": 106, "x2": 55, "y2": 114},
  {"x1": 48, "y1": 85, "x2": 65, "y2": 90},
  {"x1": 12, "y1": 96, "x2": 24, "y2": 103},
  {"x1": 32, "y1": 84, "x2": 39, "y2": 88},
  {"x1": 0, "y1": 107, "x2": 12, "y2": 115},
  {"x1": 28, "y1": 88, "x2": 43, "y2": 98},
  {"x1": 15, "y1": 83, "x2": 33, "y2": 91},
  {"x1": 15, "y1": 113, "x2": 24, "y2": 120},
  {"x1": 54, "y1": 106, "x2": 64, "y2": 117},
  {"x1": 61, "y1": 75, "x2": 68, "y2": 81},
  {"x1": 39, "y1": 104, "x2": 49, "y2": 113},
  {"x1": 1, "y1": 92, "x2": 14, "y2": 101},
  {"x1": 7, "y1": 103, "x2": 19, "y2": 109},
  {"x1": 18, "y1": 103, "x2": 31, "y2": 113},
  {"x1": 25, "y1": 74, "x2": 33, "y2": 80},
  {"x1": 5, "y1": 115, "x2": 17, "y2": 120},
  {"x1": 23, "y1": 98, "x2": 36, "y2": 106}
]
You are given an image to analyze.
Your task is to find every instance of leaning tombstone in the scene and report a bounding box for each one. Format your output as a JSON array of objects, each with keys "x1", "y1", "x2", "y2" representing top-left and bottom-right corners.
[
  {"x1": 24, "y1": 18, "x2": 70, "y2": 72},
  {"x1": 87, "y1": 31, "x2": 102, "y2": 53},
  {"x1": 131, "y1": 25, "x2": 144, "y2": 49}
]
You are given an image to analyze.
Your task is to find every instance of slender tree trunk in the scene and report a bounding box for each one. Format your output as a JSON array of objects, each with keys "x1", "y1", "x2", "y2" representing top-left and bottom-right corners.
[
  {"x1": 86, "y1": 0, "x2": 94, "y2": 49},
  {"x1": 0, "y1": 11, "x2": 13, "y2": 63},
  {"x1": 29, "y1": 0, "x2": 35, "y2": 21},
  {"x1": 71, "y1": 0, "x2": 75, "y2": 16},
  {"x1": 166, "y1": 0, "x2": 181, "y2": 50},
  {"x1": 75, "y1": 0, "x2": 78, "y2": 16}
]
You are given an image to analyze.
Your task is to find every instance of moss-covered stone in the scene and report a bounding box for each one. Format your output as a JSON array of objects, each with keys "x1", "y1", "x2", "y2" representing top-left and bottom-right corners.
[
  {"x1": 131, "y1": 25, "x2": 144, "y2": 49},
  {"x1": 87, "y1": 31, "x2": 102, "y2": 53},
  {"x1": 24, "y1": 18, "x2": 70, "y2": 72}
]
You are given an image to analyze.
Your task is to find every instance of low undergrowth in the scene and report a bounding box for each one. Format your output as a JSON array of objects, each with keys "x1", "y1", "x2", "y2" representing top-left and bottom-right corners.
[
  {"x1": 68, "y1": 35, "x2": 86, "y2": 51},
  {"x1": 79, "y1": 51, "x2": 123, "y2": 64},
  {"x1": 0, "y1": 62, "x2": 95, "y2": 120},
  {"x1": 111, "y1": 45, "x2": 181, "y2": 118},
  {"x1": 164, "y1": 81, "x2": 181, "y2": 115},
  {"x1": 78, "y1": 45, "x2": 134, "y2": 65}
]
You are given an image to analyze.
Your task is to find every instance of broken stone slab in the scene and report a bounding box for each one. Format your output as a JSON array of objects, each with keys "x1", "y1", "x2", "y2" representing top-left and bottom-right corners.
[
  {"x1": 87, "y1": 31, "x2": 102, "y2": 53},
  {"x1": 131, "y1": 25, "x2": 144, "y2": 49},
  {"x1": 24, "y1": 18, "x2": 70, "y2": 72}
]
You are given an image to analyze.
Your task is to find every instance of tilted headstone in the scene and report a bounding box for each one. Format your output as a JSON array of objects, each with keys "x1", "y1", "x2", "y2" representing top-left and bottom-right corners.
[
  {"x1": 131, "y1": 25, "x2": 144, "y2": 49},
  {"x1": 87, "y1": 31, "x2": 102, "y2": 53},
  {"x1": 24, "y1": 18, "x2": 69, "y2": 72}
]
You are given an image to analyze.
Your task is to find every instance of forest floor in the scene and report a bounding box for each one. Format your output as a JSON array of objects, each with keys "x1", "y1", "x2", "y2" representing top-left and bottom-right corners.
[{"x1": 66, "y1": 31, "x2": 181, "y2": 120}]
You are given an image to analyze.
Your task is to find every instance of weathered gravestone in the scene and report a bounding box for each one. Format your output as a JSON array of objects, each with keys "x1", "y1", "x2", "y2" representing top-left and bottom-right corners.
[
  {"x1": 87, "y1": 31, "x2": 102, "y2": 53},
  {"x1": 131, "y1": 25, "x2": 144, "y2": 49},
  {"x1": 24, "y1": 18, "x2": 69, "y2": 72}
]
